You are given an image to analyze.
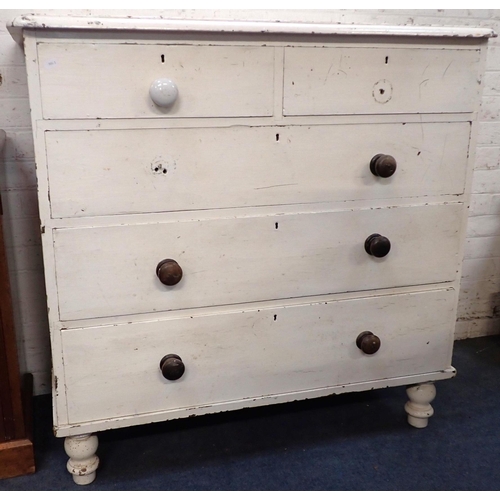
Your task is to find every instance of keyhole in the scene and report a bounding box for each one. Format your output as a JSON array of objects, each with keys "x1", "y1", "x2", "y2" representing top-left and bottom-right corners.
[
  {"x1": 161, "y1": 54, "x2": 165, "y2": 63},
  {"x1": 275, "y1": 222, "x2": 279, "y2": 229},
  {"x1": 276, "y1": 133, "x2": 280, "y2": 142},
  {"x1": 274, "y1": 315, "x2": 277, "y2": 321},
  {"x1": 379, "y1": 88, "x2": 385, "y2": 95},
  {"x1": 385, "y1": 56, "x2": 389, "y2": 64}
]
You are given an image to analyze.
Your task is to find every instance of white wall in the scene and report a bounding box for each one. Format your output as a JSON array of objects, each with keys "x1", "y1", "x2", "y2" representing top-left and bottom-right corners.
[{"x1": 1, "y1": 9, "x2": 500, "y2": 395}]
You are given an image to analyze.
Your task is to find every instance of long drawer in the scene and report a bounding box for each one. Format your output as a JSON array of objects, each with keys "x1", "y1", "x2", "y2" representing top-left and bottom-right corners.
[
  {"x1": 45, "y1": 122, "x2": 470, "y2": 218},
  {"x1": 284, "y1": 47, "x2": 481, "y2": 115},
  {"x1": 61, "y1": 287, "x2": 456, "y2": 424},
  {"x1": 53, "y1": 203, "x2": 462, "y2": 321},
  {"x1": 37, "y1": 43, "x2": 275, "y2": 119}
]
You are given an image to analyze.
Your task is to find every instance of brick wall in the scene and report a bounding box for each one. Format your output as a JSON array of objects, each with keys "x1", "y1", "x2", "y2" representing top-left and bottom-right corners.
[{"x1": 1, "y1": 9, "x2": 499, "y2": 394}]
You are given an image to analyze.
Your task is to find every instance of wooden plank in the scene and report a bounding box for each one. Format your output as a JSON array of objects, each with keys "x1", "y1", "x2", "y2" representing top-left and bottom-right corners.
[
  {"x1": 38, "y1": 43, "x2": 275, "y2": 120},
  {"x1": 0, "y1": 439, "x2": 35, "y2": 480},
  {"x1": 45, "y1": 122, "x2": 470, "y2": 218},
  {"x1": 284, "y1": 46, "x2": 482, "y2": 115},
  {"x1": 61, "y1": 287, "x2": 456, "y2": 424},
  {"x1": 53, "y1": 203, "x2": 463, "y2": 321},
  {"x1": 8, "y1": 17, "x2": 496, "y2": 41}
]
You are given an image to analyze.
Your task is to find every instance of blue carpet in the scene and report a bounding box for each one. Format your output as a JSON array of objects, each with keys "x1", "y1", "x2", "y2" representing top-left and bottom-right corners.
[{"x1": 2, "y1": 336, "x2": 500, "y2": 490}]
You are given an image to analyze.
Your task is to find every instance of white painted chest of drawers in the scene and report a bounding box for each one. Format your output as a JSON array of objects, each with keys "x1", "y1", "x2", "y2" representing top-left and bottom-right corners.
[{"x1": 10, "y1": 16, "x2": 495, "y2": 484}]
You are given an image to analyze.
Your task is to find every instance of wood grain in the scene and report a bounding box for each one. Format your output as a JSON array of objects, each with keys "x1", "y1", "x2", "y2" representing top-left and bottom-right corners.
[{"x1": 0, "y1": 439, "x2": 35, "y2": 479}]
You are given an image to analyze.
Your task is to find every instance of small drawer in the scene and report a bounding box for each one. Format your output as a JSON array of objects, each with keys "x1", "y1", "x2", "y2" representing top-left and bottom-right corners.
[
  {"x1": 60, "y1": 288, "x2": 456, "y2": 424},
  {"x1": 53, "y1": 203, "x2": 462, "y2": 321},
  {"x1": 283, "y1": 47, "x2": 481, "y2": 115},
  {"x1": 37, "y1": 43, "x2": 275, "y2": 119},
  {"x1": 46, "y1": 122, "x2": 470, "y2": 218}
]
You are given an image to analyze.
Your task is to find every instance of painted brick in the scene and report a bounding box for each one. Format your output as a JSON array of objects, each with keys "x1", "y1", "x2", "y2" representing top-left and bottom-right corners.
[
  {"x1": 0, "y1": 160, "x2": 37, "y2": 190},
  {"x1": 455, "y1": 317, "x2": 500, "y2": 339},
  {"x1": 464, "y1": 236, "x2": 500, "y2": 259},
  {"x1": 1, "y1": 131, "x2": 34, "y2": 161},
  {"x1": 469, "y1": 193, "x2": 492, "y2": 216},
  {"x1": 472, "y1": 169, "x2": 500, "y2": 194},
  {"x1": 489, "y1": 194, "x2": 500, "y2": 214},
  {"x1": 0, "y1": 98, "x2": 32, "y2": 128},
  {"x1": 480, "y1": 95, "x2": 500, "y2": 121},
  {"x1": 458, "y1": 278, "x2": 500, "y2": 319},
  {"x1": 461, "y1": 256, "x2": 500, "y2": 281},
  {"x1": 462, "y1": 317, "x2": 500, "y2": 338},
  {"x1": 0, "y1": 65, "x2": 28, "y2": 98},
  {"x1": 483, "y1": 71, "x2": 500, "y2": 95},
  {"x1": 477, "y1": 121, "x2": 500, "y2": 145},
  {"x1": 487, "y1": 45, "x2": 500, "y2": 70},
  {"x1": 466, "y1": 215, "x2": 500, "y2": 237},
  {"x1": 454, "y1": 319, "x2": 470, "y2": 340},
  {"x1": 0, "y1": 33, "x2": 25, "y2": 65},
  {"x1": 475, "y1": 146, "x2": 500, "y2": 169}
]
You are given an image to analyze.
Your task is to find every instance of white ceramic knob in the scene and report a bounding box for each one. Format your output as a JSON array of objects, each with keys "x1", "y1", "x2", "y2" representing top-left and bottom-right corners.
[{"x1": 149, "y1": 78, "x2": 178, "y2": 107}]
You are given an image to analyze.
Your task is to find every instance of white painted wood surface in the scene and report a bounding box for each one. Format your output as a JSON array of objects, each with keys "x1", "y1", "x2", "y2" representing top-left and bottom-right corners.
[
  {"x1": 61, "y1": 288, "x2": 455, "y2": 425},
  {"x1": 8, "y1": 16, "x2": 496, "y2": 41},
  {"x1": 1, "y1": 9, "x2": 499, "y2": 400},
  {"x1": 284, "y1": 47, "x2": 482, "y2": 115},
  {"x1": 9, "y1": 13, "x2": 492, "y2": 455},
  {"x1": 53, "y1": 203, "x2": 462, "y2": 321},
  {"x1": 45, "y1": 122, "x2": 470, "y2": 218},
  {"x1": 405, "y1": 383, "x2": 437, "y2": 428},
  {"x1": 55, "y1": 367, "x2": 456, "y2": 437},
  {"x1": 64, "y1": 434, "x2": 99, "y2": 485},
  {"x1": 37, "y1": 43, "x2": 275, "y2": 119}
]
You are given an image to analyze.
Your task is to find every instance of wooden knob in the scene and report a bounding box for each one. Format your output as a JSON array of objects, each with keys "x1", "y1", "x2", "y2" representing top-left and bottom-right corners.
[
  {"x1": 160, "y1": 354, "x2": 185, "y2": 381},
  {"x1": 356, "y1": 331, "x2": 381, "y2": 355},
  {"x1": 370, "y1": 154, "x2": 397, "y2": 178},
  {"x1": 365, "y1": 233, "x2": 391, "y2": 258},
  {"x1": 156, "y1": 259, "x2": 183, "y2": 286}
]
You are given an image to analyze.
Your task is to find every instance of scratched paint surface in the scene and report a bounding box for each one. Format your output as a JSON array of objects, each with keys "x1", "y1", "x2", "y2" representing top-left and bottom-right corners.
[
  {"x1": 1, "y1": 10, "x2": 499, "y2": 397},
  {"x1": 45, "y1": 122, "x2": 470, "y2": 218},
  {"x1": 61, "y1": 288, "x2": 455, "y2": 425},
  {"x1": 284, "y1": 47, "x2": 481, "y2": 115}
]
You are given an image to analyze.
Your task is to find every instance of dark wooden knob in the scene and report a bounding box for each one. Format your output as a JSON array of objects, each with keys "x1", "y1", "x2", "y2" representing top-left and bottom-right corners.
[
  {"x1": 370, "y1": 154, "x2": 397, "y2": 178},
  {"x1": 156, "y1": 259, "x2": 183, "y2": 286},
  {"x1": 356, "y1": 331, "x2": 381, "y2": 355},
  {"x1": 160, "y1": 354, "x2": 185, "y2": 380},
  {"x1": 365, "y1": 233, "x2": 391, "y2": 258}
]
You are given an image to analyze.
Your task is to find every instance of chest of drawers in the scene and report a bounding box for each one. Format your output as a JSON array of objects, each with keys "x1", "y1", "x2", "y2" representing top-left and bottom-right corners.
[{"x1": 9, "y1": 16, "x2": 495, "y2": 484}]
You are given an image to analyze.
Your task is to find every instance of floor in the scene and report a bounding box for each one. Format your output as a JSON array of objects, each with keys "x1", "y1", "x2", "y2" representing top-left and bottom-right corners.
[{"x1": 1, "y1": 335, "x2": 500, "y2": 490}]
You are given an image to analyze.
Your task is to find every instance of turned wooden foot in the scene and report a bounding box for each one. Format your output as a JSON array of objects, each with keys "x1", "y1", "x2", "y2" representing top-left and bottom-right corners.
[
  {"x1": 404, "y1": 382, "x2": 436, "y2": 429},
  {"x1": 64, "y1": 433, "x2": 99, "y2": 485}
]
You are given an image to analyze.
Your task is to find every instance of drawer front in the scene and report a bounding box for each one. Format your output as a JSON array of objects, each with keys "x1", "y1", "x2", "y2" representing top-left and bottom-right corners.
[
  {"x1": 61, "y1": 288, "x2": 455, "y2": 424},
  {"x1": 37, "y1": 43, "x2": 275, "y2": 119},
  {"x1": 54, "y1": 203, "x2": 462, "y2": 321},
  {"x1": 284, "y1": 47, "x2": 481, "y2": 115},
  {"x1": 46, "y1": 122, "x2": 470, "y2": 218}
]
